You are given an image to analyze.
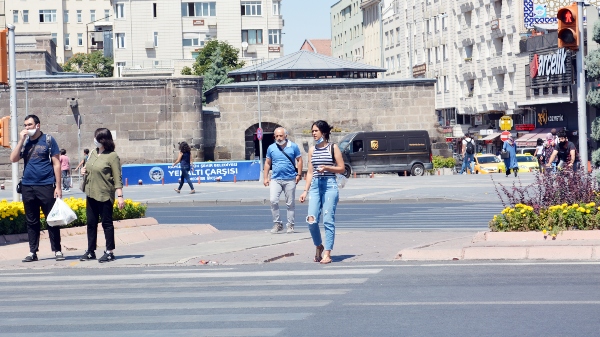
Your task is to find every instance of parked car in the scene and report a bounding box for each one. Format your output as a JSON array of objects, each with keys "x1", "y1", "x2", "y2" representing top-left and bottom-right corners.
[
  {"x1": 518, "y1": 147, "x2": 537, "y2": 156},
  {"x1": 338, "y1": 130, "x2": 433, "y2": 177},
  {"x1": 516, "y1": 154, "x2": 539, "y2": 173},
  {"x1": 474, "y1": 154, "x2": 506, "y2": 174}
]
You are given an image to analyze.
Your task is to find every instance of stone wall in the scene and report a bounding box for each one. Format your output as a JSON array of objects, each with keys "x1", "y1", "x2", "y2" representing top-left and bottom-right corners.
[
  {"x1": 205, "y1": 78, "x2": 441, "y2": 163},
  {"x1": 15, "y1": 37, "x2": 62, "y2": 74},
  {"x1": 0, "y1": 76, "x2": 203, "y2": 179}
]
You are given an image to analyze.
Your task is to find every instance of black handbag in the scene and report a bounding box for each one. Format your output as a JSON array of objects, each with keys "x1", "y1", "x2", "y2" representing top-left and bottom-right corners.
[
  {"x1": 500, "y1": 150, "x2": 510, "y2": 159},
  {"x1": 16, "y1": 180, "x2": 22, "y2": 194}
]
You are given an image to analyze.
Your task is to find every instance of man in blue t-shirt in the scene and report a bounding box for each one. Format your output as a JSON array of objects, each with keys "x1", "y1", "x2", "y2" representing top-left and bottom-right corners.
[
  {"x1": 9, "y1": 115, "x2": 64, "y2": 262},
  {"x1": 263, "y1": 127, "x2": 303, "y2": 234}
]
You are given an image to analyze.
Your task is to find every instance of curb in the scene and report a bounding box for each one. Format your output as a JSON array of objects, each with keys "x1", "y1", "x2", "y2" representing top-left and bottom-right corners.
[{"x1": 0, "y1": 217, "x2": 159, "y2": 246}]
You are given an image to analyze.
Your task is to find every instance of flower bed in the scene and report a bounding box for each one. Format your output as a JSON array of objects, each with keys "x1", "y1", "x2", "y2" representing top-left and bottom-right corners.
[
  {"x1": 489, "y1": 169, "x2": 600, "y2": 233},
  {"x1": 0, "y1": 197, "x2": 147, "y2": 236}
]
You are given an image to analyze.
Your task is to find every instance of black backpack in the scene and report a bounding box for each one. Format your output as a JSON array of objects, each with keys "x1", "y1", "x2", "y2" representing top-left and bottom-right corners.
[{"x1": 465, "y1": 139, "x2": 475, "y2": 155}]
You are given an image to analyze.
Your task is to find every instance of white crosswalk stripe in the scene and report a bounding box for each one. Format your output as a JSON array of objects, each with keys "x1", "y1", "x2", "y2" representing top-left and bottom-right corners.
[
  {"x1": 0, "y1": 268, "x2": 381, "y2": 336},
  {"x1": 336, "y1": 204, "x2": 500, "y2": 230}
]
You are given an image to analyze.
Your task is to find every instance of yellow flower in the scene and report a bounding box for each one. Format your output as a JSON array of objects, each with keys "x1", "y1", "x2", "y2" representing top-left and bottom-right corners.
[
  {"x1": 589, "y1": 202, "x2": 596, "y2": 207},
  {"x1": 563, "y1": 210, "x2": 567, "y2": 214},
  {"x1": 587, "y1": 210, "x2": 591, "y2": 214}
]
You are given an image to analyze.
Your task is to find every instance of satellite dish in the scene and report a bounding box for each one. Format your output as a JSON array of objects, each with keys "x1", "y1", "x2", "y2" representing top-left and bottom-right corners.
[{"x1": 241, "y1": 42, "x2": 248, "y2": 50}]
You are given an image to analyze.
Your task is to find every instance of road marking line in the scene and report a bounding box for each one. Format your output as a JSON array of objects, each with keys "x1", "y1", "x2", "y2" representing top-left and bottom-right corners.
[
  {"x1": 0, "y1": 328, "x2": 284, "y2": 337},
  {"x1": 0, "y1": 272, "x2": 53, "y2": 276},
  {"x1": 0, "y1": 313, "x2": 312, "y2": 326},
  {"x1": 0, "y1": 289, "x2": 350, "y2": 302},
  {"x1": 347, "y1": 301, "x2": 600, "y2": 306},
  {"x1": 0, "y1": 300, "x2": 332, "y2": 312},
  {"x1": 0, "y1": 269, "x2": 382, "y2": 283},
  {"x1": 328, "y1": 262, "x2": 600, "y2": 268}
]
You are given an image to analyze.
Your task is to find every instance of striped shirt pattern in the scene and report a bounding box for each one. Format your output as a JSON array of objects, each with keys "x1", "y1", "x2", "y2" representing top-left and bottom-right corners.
[{"x1": 312, "y1": 143, "x2": 336, "y2": 177}]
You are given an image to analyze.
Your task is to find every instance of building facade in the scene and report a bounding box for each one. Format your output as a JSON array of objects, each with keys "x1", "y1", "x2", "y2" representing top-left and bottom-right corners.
[
  {"x1": 331, "y1": 0, "x2": 364, "y2": 62},
  {"x1": 111, "y1": 0, "x2": 284, "y2": 77},
  {"x1": 5, "y1": 0, "x2": 113, "y2": 64}
]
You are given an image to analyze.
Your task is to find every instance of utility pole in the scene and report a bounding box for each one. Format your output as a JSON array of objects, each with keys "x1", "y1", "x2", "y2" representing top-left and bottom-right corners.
[
  {"x1": 576, "y1": 1, "x2": 588, "y2": 171},
  {"x1": 257, "y1": 69, "x2": 263, "y2": 183},
  {"x1": 379, "y1": 1, "x2": 384, "y2": 78},
  {"x1": 7, "y1": 24, "x2": 19, "y2": 202}
]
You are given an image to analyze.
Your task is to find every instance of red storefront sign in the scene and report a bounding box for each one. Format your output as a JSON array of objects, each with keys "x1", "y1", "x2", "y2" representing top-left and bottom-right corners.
[{"x1": 515, "y1": 124, "x2": 535, "y2": 131}]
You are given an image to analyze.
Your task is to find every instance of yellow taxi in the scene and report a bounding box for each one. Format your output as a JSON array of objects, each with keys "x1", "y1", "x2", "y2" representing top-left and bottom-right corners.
[
  {"x1": 474, "y1": 154, "x2": 506, "y2": 174},
  {"x1": 516, "y1": 154, "x2": 540, "y2": 173}
]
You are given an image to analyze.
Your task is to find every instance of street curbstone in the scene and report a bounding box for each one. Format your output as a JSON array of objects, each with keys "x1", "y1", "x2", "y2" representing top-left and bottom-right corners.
[
  {"x1": 397, "y1": 248, "x2": 463, "y2": 261},
  {"x1": 463, "y1": 247, "x2": 528, "y2": 260},
  {"x1": 528, "y1": 246, "x2": 594, "y2": 260}
]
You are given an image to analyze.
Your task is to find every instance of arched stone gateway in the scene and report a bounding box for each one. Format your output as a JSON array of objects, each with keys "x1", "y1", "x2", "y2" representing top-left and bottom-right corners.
[{"x1": 244, "y1": 122, "x2": 282, "y2": 160}]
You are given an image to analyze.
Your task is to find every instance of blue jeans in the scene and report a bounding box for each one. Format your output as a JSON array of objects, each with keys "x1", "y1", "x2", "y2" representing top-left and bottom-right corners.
[
  {"x1": 306, "y1": 176, "x2": 339, "y2": 251},
  {"x1": 178, "y1": 167, "x2": 195, "y2": 191},
  {"x1": 460, "y1": 153, "x2": 474, "y2": 174}
]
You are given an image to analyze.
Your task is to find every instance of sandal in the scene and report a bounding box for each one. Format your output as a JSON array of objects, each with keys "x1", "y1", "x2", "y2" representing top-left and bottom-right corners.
[
  {"x1": 314, "y1": 245, "x2": 324, "y2": 262},
  {"x1": 320, "y1": 257, "x2": 332, "y2": 264}
]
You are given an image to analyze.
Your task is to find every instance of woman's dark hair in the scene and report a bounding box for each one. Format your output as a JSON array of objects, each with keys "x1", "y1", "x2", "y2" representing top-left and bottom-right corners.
[
  {"x1": 536, "y1": 138, "x2": 544, "y2": 146},
  {"x1": 312, "y1": 120, "x2": 333, "y2": 142},
  {"x1": 179, "y1": 141, "x2": 191, "y2": 153},
  {"x1": 83, "y1": 148, "x2": 90, "y2": 155},
  {"x1": 60, "y1": 149, "x2": 66, "y2": 155},
  {"x1": 94, "y1": 128, "x2": 115, "y2": 152}
]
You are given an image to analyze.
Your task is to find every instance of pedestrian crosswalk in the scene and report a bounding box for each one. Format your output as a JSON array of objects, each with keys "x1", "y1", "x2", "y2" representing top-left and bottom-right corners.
[
  {"x1": 0, "y1": 267, "x2": 381, "y2": 336},
  {"x1": 335, "y1": 204, "x2": 502, "y2": 230}
]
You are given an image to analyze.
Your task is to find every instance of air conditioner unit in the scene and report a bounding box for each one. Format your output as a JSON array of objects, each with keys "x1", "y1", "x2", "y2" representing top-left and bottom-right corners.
[
  {"x1": 64, "y1": 45, "x2": 71, "y2": 50},
  {"x1": 145, "y1": 41, "x2": 155, "y2": 49}
]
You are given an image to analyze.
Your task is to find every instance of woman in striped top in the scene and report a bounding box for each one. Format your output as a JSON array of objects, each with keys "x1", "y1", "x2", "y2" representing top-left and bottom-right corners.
[{"x1": 299, "y1": 120, "x2": 345, "y2": 264}]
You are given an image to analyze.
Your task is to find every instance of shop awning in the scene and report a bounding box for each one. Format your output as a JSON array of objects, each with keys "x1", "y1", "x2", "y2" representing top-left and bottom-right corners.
[
  {"x1": 515, "y1": 128, "x2": 553, "y2": 147},
  {"x1": 481, "y1": 133, "x2": 501, "y2": 141}
]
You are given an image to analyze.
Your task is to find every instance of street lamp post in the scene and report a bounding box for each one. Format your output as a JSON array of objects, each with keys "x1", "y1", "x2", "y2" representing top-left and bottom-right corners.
[
  {"x1": 576, "y1": 0, "x2": 588, "y2": 170},
  {"x1": 257, "y1": 69, "x2": 263, "y2": 182}
]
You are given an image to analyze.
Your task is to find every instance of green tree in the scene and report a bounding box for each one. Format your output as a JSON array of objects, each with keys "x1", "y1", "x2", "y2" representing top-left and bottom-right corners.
[
  {"x1": 191, "y1": 40, "x2": 244, "y2": 76},
  {"x1": 201, "y1": 47, "x2": 234, "y2": 103},
  {"x1": 180, "y1": 66, "x2": 193, "y2": 75},
  {"x1": 62, "y1": 51, "x2": 114, "y2": 77}
]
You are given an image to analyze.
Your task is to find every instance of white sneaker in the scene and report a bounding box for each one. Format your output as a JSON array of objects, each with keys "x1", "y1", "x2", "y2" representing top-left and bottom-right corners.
[
  {"x1": 270, "y1": 223, "x2": 283, "y2": 234},
  {"x1": 286, "y1": 224, "x2": 294, "y2": 234}
]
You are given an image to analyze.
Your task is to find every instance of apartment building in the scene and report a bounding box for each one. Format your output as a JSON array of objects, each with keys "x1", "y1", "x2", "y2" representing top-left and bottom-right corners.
[
  {"x1": 6, "y1": 0, "x2": 114, "y2": 64},
  {"x1": 331, "y1": 0, "x2": 364, "y2": 61},
  {"x1": 112, "y1": 0, "x2": 284, "y2": 77}
]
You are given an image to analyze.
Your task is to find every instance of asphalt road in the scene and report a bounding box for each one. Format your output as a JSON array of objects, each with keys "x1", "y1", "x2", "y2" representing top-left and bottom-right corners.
[
  {"x1": 146, "y1": 202, "x2": 503, "y2": 231},
  {"x1": 2, "y1": 262, "x2": 600, "y2": 336}
]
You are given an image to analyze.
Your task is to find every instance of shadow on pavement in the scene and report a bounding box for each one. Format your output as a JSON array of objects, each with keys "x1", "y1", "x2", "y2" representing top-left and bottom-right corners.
[{"x1": 331, "y1": 254, "x2": 355, "y2": 262}]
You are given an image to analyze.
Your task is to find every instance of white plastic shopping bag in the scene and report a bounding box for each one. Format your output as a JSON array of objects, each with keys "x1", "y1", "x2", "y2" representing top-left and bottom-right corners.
[{"x1": 47, "y1": 198, "x2": 77, "y2": 227}]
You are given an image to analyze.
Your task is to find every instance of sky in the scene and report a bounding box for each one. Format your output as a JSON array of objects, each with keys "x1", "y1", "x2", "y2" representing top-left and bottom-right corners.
[{"x1": 282, "y1": 0, "x2": 333, "y2": 52}]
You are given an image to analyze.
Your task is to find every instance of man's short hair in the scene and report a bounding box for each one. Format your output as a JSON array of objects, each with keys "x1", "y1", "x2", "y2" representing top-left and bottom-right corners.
[
  {"x1": 274, "y1": 127, "x2": 287, "y2": 136},
  {"x1": 557, "y1": 130, "x2": 567, "y2": 139},
  {"x1": 24, "y1": 114, "x2": 40, "y2": 125},
  {"x1": 551, "y1": 128, "x2": 557, "y2": 135}
]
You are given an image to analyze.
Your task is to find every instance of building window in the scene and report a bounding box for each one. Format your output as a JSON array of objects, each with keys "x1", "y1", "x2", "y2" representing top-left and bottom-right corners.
[
  {"x1": 153, "y1": 3, "x2": 157, "y2": 18},
  {"x1": 153, "y1": 32, "x2": 158, "y2": 47},
  {"x1": 13, "y1": 10, "x2": 18, "y2": 23},
  {"x1": 91, "y1": 10, "x2": 96, "y2": 22},
  {"x1": 442, "y1": 14, "x2": 447, "y2": 30},
  {"x1": 65, "y1": 34, "x2": 70, "y2": 47},
  {"x1": 273, "y1": 1, "x2": 280, "y2": 15},
  {"x1": 116, "y1": 3, "x2": 125, "y2": 19},
  {"x1": 443, "y1": 44, "x2": 447, "y2": 60},
  {"x1": 77, "y1": 10, "x2": 82, "y2": 23},
  {"x1": 105, "y1": 9, "x2": 110, "y2": 21},
  {"x1": 23, "y1": 10, "x2": 29, "y2": 23},
  {"x1": 77, "y1": 33, "x2": 83, "y2": 46},
  {"x1": 116, "y1": 33, "x2": 125, "y2": 48},
  {"x1": 51, "y1": 33, "x2": 57, "y2": 45},
  {"x1": 39, "y1": 10, "x2": 57, "y2": 23},
  {"x1": 181, "y1": 2, "x2": 217, "y2": 17},
  {"x1": 241, "y1": 1, "x2": 262, "y2": 16},
  {"x1": 444, "y1": 76, "x2": 448, "y2": 92},
  {"x1": 242, "y1": 29, "x2": 263, "y2": 44},
  {"x1": 64, "y1": 10, "x2": 69, "y2": 23},
  {"x1": 183, "y1": 37, "x2": 204, "y2": 46},
  {"x1": 268, "y1": 29, "x2": 280, "y2": 45}
]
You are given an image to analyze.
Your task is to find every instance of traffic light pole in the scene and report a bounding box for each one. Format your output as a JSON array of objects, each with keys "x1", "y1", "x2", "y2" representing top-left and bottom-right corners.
[
  {"x1": 7, "y1": 24, "x2": 19, "y2": 202},
  {"x1": 576, "y1": 1, "x2": 588, "y2": 172}
]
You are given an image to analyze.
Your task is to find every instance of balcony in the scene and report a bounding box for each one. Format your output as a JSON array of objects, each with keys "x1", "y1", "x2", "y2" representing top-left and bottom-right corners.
[
  {"x1": 459, "y1": 61, "x2": 475, "y2": 80},
  {"x1": 458, "y1": 0, "x2": 475, "y2": 13},
  {"x1": 489, "y1": 53, "x2": 507, "y2": 75}
]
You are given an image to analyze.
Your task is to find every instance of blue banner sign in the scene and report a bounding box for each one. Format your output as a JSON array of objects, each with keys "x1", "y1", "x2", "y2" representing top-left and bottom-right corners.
[{"x1": 122, "y1": 160, "x2": 261, "y2": 184}]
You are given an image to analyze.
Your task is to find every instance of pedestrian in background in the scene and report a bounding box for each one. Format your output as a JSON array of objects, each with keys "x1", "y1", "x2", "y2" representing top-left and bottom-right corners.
[
  {"x1": 74, "y1": 148, "x2": 90, "y2": 172},
  {"x1": 59, "y1": 149, "x2": 71, "y2": 192},
  {"x1": 172, "y1": 141, "x2": 196, "y2": 194},
  {"x1": 264, "y1": 127, "x2": 303, "y2": 234},
  {"x1": 533, "y1": 138, "x2": 545, "y2": 172},
  {"x1": 460, "y1": 134, "x2": 476, "y2": 174},
  {"x1": 502, "y1": 135, "x2": 518, "y2": 177},
  {"x1": 9, "y1": 115, "x2": 64, "y2": 262},
  {"x1": 299, "y1": 120, "x2": 345, "y2": 264},
  {"x1": 80, "y1": 128, "x2": 125, "y2": 263},
  {"x1": 543, "y1": 133, "x2": 556, "y2": 172}
]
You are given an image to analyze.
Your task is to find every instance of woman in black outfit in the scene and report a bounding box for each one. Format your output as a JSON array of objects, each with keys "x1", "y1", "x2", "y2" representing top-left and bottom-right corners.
[{"x1": 172, "y1": 141, "x2": 196, "y2": 194}]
